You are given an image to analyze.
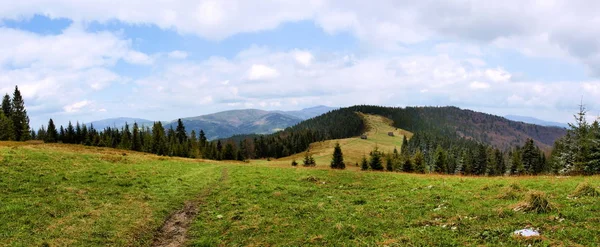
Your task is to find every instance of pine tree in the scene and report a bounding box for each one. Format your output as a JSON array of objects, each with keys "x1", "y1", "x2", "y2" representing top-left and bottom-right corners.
[
  {"x1": 131, "y1": 123, "x2": 142, "y2": 151},
  {"x1": 11, "y1": 86, "x2": 31, "y2": 141},
  {"x1": 303, "y1": 149, "x2": 316, "y2": 167},
  {"x1": 66, "y1": 121, "x2": 75, "y2": 144},
  {"x1": 402, "y1": 154, "x2": 413, "y2": 172},
  {"x1": 369, "y1": 147, "x2": 384, "y2": 171},
  {"x1": 385, "y1": 154, "x2": 394, "y2": 171},
  {"x1": 151, "y1": 122, "x2": 167, "y2": 155},
  {"x1": 59, "y1": 126, "x2": 65, "y2": 143},
  {"x1": 199, "y1": 130, "x2": 207, "y2": 147},
  {"x1": 223, "y1": 143, "x2": 235, "y2": 160},
  {"x1": 175, "y1": 119, "x2": 187, "y2": 144},
  {"x1": 361, "y1": 155, "x2": 369, "y2": 171},
  {"x1": 433, "y1": 145, "x2": 447, "y2": 173},
  {"x1": 413, "y1": 150, "x2": 426, "y2": 174},
  {"x1": 330, "y1": 142, "x2": 345, "y2": 169},
  {"x1": 0, "y1": 112, "x2": 14, "y2": 140},
  {"x1": 1, "y1": 94, "x2": 11, "y2": 119},
  {"x1": 45, "y1": 119, "x2": 58, "y2": 143},
  {"x1": 36, "y1": 126, "x2": 46, "y2": 141}
]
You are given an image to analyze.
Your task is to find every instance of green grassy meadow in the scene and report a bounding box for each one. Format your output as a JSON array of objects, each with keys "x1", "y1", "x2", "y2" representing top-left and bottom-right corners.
[{"x1": 1, "y1": 142, "x2": 600, "y2": 246}]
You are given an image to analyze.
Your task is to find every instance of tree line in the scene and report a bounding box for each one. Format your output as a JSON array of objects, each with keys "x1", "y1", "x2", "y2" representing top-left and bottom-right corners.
[{"x1": 6, "y1": 85, "x2": 596, "y2": 176}]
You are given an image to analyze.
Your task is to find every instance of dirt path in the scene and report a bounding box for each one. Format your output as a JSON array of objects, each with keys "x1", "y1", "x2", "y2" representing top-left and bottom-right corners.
[{"x1": 151, "y1": 168, "x2": 228, "y2": 247}]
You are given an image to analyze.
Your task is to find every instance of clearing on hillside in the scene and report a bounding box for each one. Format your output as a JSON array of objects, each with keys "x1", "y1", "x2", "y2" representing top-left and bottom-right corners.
[{"x1": 257, "y1": 113, "x2": 413, "y2": 168}]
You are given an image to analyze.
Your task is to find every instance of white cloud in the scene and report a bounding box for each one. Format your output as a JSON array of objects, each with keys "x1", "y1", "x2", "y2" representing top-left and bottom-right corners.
[
  {"x1": 293, "y1": 50, "x2": 314, "y2": 66},
  {"x1": 247, "y1": 64, "x2": 279, "y2": 81},
  {"x1": 168, "y1": 50, "x2": 188, "y2": 59},
  {"x1": 470, "y1": 81, "x2": 490, "y2": 89},
  {"x1": 3, "y1": 1, "x2": 600, "y2": 73},
  {"x1": 63, "y1": 100, "x2": 90, "y2": 113}
]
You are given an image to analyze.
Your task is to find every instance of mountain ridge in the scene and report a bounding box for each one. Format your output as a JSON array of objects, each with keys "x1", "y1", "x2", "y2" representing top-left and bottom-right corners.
[{"x1": 88, "y1": 106, "x2": 337, "y2": 140}]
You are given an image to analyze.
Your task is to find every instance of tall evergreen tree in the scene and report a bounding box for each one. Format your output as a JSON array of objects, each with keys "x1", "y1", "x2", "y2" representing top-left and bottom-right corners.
[
  {"x1": 0, "y1": 112, "x2": 14, "y2": 140},
  {"x1": 151, "y1": 122, "x2": 167, "y2": 155},
  {"x1": 385, "y1": 154, "x2": 394, "y2": 171},
  {"x1": 360, "y1": 155, "x2": 369, "y2": 171},
  {"x1": 433, "y1": 145, "x2": 447, "y2": 173},
  {"x1": 330, "y1": 142, "x2": 345, "y2": 169},
  {"x1": 131, "y1": 123, "x2": 142, "y2": 151},
  {"x1": 413, "y1": 150, "x2": 426, "y2": 174},
  {"x1": 369, "y1": 147, "x2": 384, "y2": 171},
  {"x1": 1, "y1": 94, "x2": 11, "y2": 119},
  {"x1": 45, "y1": 119, "x2": 58, "y2": 143},
  {"x1": 222, "y1": 143, "x2": 235, "y2": 160},
  {"x1": 66, "y1": 121, "x2": 75, "y2": 144},
  {"x1": 175, "y1": 119, "x2": 187, "y2": 144},
  {"x1": 11, "y1": 86, "x2": 30, "y2": 141}
]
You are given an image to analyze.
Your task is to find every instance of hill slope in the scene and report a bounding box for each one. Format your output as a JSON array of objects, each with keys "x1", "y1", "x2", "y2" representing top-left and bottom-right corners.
[
  {"x1": 227, "y1": 105, "x2": 566, "y2": 161},
  {"x1": 265, "y1": 113, "x2": 413, "y2": 167},
  {"x1": 167, "y1": 109, "x2": 303, "y2": 140}
]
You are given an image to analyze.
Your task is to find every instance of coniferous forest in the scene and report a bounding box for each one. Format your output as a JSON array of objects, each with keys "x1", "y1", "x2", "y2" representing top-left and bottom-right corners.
[{"x1": 4, "y1": 85, "x2": 598, "y2": 176}]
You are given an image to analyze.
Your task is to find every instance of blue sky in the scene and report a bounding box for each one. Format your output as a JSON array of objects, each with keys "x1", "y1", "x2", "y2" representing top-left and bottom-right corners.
[{"x1": 0, "y1": 1, "x2": 599, "y2": 128}]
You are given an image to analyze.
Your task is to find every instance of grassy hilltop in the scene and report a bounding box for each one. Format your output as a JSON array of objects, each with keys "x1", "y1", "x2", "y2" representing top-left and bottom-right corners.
[
  {"x1": 1, "y1": 142, "x2": 600, "y2": 246},
  {"x1": 260, "y1": 113, "x2": 413, "y2": 167}
]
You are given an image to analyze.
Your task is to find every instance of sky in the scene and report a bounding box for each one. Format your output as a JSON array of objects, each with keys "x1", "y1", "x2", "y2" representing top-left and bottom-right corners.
[{"x1": 1, "y1": 0, "x2": 600, "y2": 128}]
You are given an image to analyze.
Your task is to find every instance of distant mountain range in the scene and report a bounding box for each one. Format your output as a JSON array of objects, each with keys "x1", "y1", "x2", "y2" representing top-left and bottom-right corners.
[
  {"x1": 504, "y1": 115, "x2": 569, "y2": 129},
  {"x1": 88, "y1": 105, "x2": 337, "y2": 140}
]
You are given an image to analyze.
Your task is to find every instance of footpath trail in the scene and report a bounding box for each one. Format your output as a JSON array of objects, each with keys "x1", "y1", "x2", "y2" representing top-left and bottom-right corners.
[{"x1": 152, "y1": 168, "x2": 229, "y2": 247}]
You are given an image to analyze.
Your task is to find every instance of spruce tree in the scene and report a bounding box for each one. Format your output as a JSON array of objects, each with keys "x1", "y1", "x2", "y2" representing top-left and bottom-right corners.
[
  {"x1": 0, "y1": 112, "x2": 14, "y2": 140},
  {"x1": 330, "y1": 142, "x2": 345, "y2": 169},
  {"x1": 151, "y1": 122, "x2": 167, "y2": 155},
  {"x1": 1, "y1": 94, "x2": 11, "y2": 118},
  {"x1": 361, "y1": 155, "x2": 369, "y2": 171},
  {"x1": 66, "y1": 121, "x2": 75, "y2": 143},
  {"x1": 199, "y1": 130, "x2": 207, "y2": 147},
  {"x1": 223, "y1": 143, "x2": 235, "y2": 160},
  {"x1": 402, "y1": 154, "x2": 413, "y2": 172},
  {"x1": 175, "y1": 119, "x2": 187, "y2": 144},
  {"x1": 369, "y1": 147, "x2": 384, "y2": 171},
  {"x1": 131, "y1": 123, "x2": 142, "y2": 151},
  {"x1": 11, "y1": 86, "x2": 31, "y2": 141},
  {"x1": 36, "y1": 126, "x2": 46, "y2": 141},
  {"x1": 413, "y1": 150, "x2": 426, "y2": 173},
  {"x1": 385, "y1": 154, "x2": 394, "y2": 171},
  {"x1": 45, "y1": 119, "x2": 58, "y2": 143},
  {"x1": 433, "y1": 145, "x2": 447, "y2": 173}
]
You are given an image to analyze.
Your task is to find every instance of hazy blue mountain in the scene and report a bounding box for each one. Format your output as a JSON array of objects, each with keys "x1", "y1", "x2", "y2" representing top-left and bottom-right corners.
[
  {"x1": 88, "y1": 106, "x2": 336, "y2": 140},
  {"x1": 505, "y1": 115, "x2": 569, "y2": 129},
  {"x1": 279, "y1": 105, "x2": 338, "y2": 119},
  {"x1": 166, "y1": 109, "x2": 303, "y2": 140},
  {"x1": 88, "y1": 117, "x2": 154, "y2": 130}
]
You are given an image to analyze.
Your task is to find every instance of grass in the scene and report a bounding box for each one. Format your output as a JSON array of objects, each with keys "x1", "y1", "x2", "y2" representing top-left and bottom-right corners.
[
  {"x1": 253, "y1": 113, "x2": 413, "y2": 168},
  {"x1": 189, "y1": 167, "x2": 600, "y2": 246},
  {"x1": 0, "y1": 143, "x2": 223, "y2": 246},
  {"x1": 2, "y1": 142, "x2": 600, "y2": 246},
  {"x1": 570, "y1": 182, "x2": 599, "y2": 198}
]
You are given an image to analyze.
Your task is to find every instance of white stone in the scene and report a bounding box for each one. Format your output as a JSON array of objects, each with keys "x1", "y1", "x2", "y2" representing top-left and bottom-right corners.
[{"x1": 513, "y1": 229, "x2": 540, "y2": 237}]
